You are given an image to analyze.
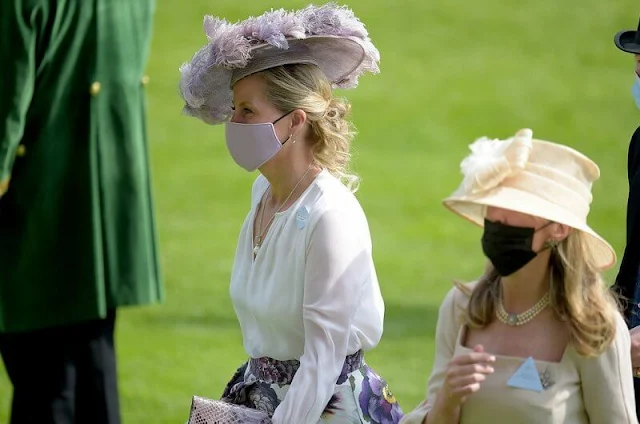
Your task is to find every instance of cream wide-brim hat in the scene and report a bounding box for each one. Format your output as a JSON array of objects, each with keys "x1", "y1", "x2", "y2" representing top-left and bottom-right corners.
[{"x1": 443, "y1": 128, "x2": 616, "y2": 271}]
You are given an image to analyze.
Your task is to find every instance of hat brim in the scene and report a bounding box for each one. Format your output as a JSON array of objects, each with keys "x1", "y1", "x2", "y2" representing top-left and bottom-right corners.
[
  {"x1": 230, "y1": 36, "x2": 366, "y2": 87},
  {"x1": 615, "y1": 30, "x2": 640, "y2": 54},
  {"x1": 443, "y1": 186, "x2": 616, "y2": 271}
]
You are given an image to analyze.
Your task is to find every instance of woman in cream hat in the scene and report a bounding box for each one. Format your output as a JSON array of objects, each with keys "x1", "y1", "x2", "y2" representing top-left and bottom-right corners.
[
  {"x1": 179, "y1": 3, "x2": 402, "y2": 423},
  {"x1": 401, "y1": 129, "x2": 637, "y2": 423}
]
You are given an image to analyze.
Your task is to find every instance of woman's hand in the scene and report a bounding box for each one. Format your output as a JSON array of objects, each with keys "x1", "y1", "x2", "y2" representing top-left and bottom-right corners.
[{"x1": 435, "y1": 344, "x2": 495, "y2": 413}]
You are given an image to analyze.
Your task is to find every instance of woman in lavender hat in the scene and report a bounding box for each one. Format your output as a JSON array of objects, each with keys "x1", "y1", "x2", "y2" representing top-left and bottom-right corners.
[{"x1": 179, "y1": 3, "x2": 402, "y2": 423}]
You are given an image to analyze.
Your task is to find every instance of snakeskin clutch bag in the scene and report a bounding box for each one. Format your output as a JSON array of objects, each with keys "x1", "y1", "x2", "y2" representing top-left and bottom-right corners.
[{"x1": 188, "y1": 396, "x2": 272, "y2": 424}]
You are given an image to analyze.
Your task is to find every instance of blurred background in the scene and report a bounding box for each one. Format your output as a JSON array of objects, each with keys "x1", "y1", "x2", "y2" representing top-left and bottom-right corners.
[{"x1": 1, "y1": 0, "x2": 638, "y2": 421}]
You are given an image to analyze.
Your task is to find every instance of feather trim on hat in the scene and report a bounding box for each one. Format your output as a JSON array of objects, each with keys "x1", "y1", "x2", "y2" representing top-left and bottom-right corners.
[
  {"x1": 178, "y1": 3, "x2": 380, "y2": 125},
  {"x1": 460, "y1": 128, "x2": 533, "y2": 194}
]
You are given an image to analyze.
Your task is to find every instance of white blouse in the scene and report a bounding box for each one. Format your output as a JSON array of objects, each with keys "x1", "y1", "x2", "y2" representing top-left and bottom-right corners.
[{"x1": 229, "y1": 169, "x2": 385, "y2": 424}]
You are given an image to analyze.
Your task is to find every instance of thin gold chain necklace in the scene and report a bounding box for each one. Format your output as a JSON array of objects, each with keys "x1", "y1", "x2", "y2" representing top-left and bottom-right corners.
[{"x1": 253, "y1": 164, "x2": 313, "y2": 255}]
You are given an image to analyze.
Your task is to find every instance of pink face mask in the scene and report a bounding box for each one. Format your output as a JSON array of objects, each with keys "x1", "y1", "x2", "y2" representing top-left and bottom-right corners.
[{"x1": 224, "y1": 112, "x2": 292, "y2": 171}]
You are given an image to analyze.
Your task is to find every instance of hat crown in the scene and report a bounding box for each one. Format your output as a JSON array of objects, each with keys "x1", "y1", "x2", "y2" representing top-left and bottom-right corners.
[{"x1": 453, "y1": 128, "x2": 599, "y2": 223}]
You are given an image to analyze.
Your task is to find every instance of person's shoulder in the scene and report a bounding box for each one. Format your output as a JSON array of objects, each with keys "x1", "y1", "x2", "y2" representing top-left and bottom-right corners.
[
  {"x1": 627, "y1": 126, "x2": 640, "y2": 171},
  {"x1": 306, "y1": 171, "x2": 363, "y2": 214},
  {"x1": 440, "y1": 280, "x2": 480, "y2": 316},
  {"x1": 613, "y1": 311, "x2": 631, "y2": 345},
  {"x1": 314, "y1": 170, "x2": 355, "y2": 197},
  {"x1": 250, "y1": 174, "x2": 269, "y2": 205},
  {"x1": 431, "y1": 280, "x2": 481, "y2": 338},
  {"x1": 298, "y1": 172, "x2": 372, "y2": 241},
  {"x1": 570, "y1": 312, "x2": 630, "y2": 364}
]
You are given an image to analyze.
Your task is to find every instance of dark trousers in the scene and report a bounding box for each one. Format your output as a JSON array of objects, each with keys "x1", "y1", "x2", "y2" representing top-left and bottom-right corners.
[{"x1": 0, "y1": 309, "x2": 120, "y2": 424}]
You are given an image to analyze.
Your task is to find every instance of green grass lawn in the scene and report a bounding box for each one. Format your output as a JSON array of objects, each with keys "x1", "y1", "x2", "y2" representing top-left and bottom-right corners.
[{"x1": 1, "y1": 0, "x2": 638, "y2": 421}]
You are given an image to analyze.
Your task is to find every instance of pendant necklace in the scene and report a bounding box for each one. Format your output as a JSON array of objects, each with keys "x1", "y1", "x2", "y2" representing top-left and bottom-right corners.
[{"x1": 253, "y1": 164, "x2": 313, "y2": 255}]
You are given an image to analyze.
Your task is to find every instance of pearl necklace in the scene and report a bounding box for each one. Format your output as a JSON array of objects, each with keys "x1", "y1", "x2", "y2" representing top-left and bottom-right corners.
[
  {"x1": 253, "y1": 164, "x2": 313, "y2": 256},
  {"x1": 496, "y1": 291, "x2": 550, "y2": 326}
]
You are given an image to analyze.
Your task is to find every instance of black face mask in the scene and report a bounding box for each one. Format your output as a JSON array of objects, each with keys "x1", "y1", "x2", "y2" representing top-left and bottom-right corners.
[{"x1": 481, "y1": 219, "x2": 552, "y2": 277}]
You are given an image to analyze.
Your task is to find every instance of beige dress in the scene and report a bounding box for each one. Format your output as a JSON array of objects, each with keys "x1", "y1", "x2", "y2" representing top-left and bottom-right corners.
[{"x1": 400, "y1": 284, "x2": 638, "y2": 424}]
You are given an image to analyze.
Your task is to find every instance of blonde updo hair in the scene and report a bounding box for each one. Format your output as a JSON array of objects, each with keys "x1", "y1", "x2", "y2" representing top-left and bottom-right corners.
[
  {"x1": 256, "y1": 63, "x2": 359, "y2": 192},
  {"x1": 460, "y1": 230, "x2": 621, "y2": 358}
]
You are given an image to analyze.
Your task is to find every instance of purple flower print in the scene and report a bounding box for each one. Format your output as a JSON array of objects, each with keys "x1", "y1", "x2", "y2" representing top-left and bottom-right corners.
[{"x1": 358, "y1": 368, "x2": 403, "y2": 424}]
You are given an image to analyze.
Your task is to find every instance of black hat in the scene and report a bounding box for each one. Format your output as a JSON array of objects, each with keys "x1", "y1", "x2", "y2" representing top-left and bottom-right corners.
[{"x1": 615, "y1": 17, "x2": 640, "y2": 54}]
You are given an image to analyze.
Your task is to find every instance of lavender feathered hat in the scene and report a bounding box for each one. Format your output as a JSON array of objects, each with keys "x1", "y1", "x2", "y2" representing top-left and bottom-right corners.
[{"x1": 178, "y1": 3, "x2": 380, "y2": 125}]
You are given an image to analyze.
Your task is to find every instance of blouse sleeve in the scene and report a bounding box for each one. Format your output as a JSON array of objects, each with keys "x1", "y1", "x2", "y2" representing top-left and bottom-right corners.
[
  {"x1": 400, "y1": 287, "x2": 463, "y2": 424},
  {"x1": 271, "y1": 208, "x2": 374, "y2": 424},
  {"x1": 579, "y1": 312, "x2": 638, "y2": 424}
]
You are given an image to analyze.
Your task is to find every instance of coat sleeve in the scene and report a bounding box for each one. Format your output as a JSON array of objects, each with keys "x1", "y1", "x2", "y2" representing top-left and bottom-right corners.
[
  {"x1": 0, "y1": 0, "x2": 38, "y2": 197},
  {"x1": 615, "y1": 127, "x2": 640, "y2": 319},
  {"x1": 578, "y1": 313, "x2": 638, "y2": 424},
  {"x1": 400, "y1": 286, "x2": 464, "y2": 424}
]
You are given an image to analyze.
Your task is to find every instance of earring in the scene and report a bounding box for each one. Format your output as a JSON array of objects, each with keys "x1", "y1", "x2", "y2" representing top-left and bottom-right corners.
[
  {"x1": 292, "y1": 135, "x2": 296, "y2": 144},
  {"x1": 545, "y1": 239, "x2": 560, "y2": 249}
]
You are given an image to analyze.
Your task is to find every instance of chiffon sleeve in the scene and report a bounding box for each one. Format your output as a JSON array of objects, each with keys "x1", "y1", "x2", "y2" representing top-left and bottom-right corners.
[{"x1": 271, "y1": 208, "x2": 374, "y2": 423}]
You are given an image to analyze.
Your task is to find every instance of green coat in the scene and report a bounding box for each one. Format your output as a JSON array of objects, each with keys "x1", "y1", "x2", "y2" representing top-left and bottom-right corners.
[{"x1": 0, "y1": 0, "x2": 163, "y2": 333}]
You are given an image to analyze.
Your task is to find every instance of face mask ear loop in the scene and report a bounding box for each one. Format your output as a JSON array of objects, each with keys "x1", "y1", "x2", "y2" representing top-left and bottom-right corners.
[
  {"x1": 280, "y1": 134, "x2": 294, "y2": 146},
  {"x1": 271, "y1": 110, "x2": 295, "y2": 125},
  {"x1": 535, "y1": 220, "x2": 555, "y2": 233},
  {"x1": 272, "y1": 110, "x2": 296, "y2": 146}
]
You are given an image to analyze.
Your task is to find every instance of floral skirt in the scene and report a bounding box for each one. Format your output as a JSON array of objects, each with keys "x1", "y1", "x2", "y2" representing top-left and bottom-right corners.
[{"x1": 220, "y1": 350, "x2": 403, "y2": 423}]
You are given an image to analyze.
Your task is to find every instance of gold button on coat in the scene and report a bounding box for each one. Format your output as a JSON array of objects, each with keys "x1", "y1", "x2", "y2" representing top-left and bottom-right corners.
[
  {"x1": 90, "y1": 82, "x2": 101, "y2": 96},
  {"x1": 16, "y1": 145, "x2": 26, "y2": 157},
  {"x1": 141, "y1": 75, "x2": 150, "y2": 86},
  {"x1": 0, "y1": 178, "x2": 9, "y2": 196}
]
